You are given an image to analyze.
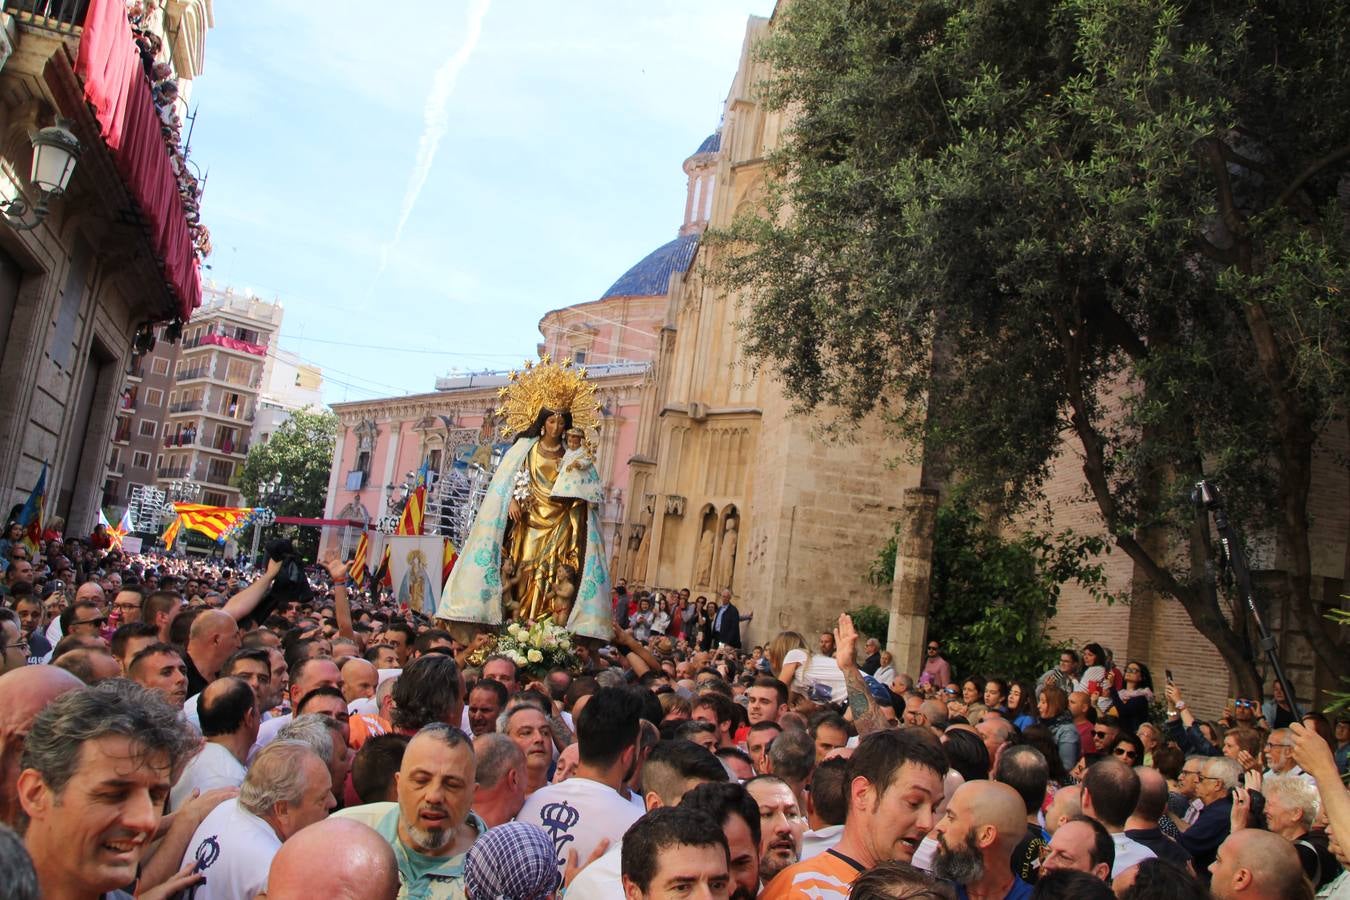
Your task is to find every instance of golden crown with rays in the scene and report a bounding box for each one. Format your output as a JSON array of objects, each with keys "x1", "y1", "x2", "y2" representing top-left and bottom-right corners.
[{"x1": 496, "y1": 354, "x2": 601, "y2": 437}]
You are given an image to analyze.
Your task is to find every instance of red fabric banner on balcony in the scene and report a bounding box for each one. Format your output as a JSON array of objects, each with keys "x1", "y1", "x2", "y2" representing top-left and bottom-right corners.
[
  {"x1": 200, "y1": 333, "x2": 266, "y2": 356},
  {"x1": 73, "y1": 0, "x2": 201, "y2": 319}
]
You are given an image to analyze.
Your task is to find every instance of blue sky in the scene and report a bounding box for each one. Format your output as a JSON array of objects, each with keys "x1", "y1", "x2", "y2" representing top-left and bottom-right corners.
[{"x1": 189, "y1": 1, "x2": 776, "y2": 404}]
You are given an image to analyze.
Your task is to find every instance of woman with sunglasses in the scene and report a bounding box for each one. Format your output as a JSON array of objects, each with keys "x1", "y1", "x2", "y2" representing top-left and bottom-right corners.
[
  {"x1": 1105, "y1": 659, "x2": 1155, "y2": 732},
  {"x1": 1108, "y1": 732, "x2": 1146, "y2": 766}
]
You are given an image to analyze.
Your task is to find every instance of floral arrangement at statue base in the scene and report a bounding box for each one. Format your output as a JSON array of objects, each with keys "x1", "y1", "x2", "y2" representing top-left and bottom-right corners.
[{"x1": 468, "y1": 616, "x2": 579, "y2": 680}]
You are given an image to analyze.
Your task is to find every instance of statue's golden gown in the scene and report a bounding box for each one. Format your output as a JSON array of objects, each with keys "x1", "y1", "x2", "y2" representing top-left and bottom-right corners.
[{"x1": 507, "y1": 441, "x2": 586, "y2": 620}]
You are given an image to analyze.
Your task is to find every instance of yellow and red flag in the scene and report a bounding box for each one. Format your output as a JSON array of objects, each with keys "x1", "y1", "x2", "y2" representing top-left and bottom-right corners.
[
  {"x1": 373, "y1": 544, "x2": 392, "y2": 589},
  {"x1": 348, "y1": 531, "x2": 369, "y2": 585},
  {"x1": 396, "y1": 485, "x2": 425, "y2": 535},
  {"x1": 161, "y1": 504, "x2": 253, "y2": 550},
  {"x1": 442, "y1": 538, "x2": 458, "y2": 583}
]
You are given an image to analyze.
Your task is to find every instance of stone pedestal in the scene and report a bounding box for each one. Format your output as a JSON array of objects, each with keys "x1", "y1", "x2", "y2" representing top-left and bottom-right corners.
[{"x1": 888, "y1": 487, "x2": 939, "y2": 680}]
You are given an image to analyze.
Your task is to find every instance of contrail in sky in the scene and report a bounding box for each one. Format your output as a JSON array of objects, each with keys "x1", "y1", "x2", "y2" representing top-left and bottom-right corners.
[{"x1": 377, "y1": 0, "x2": 491, "y2": 276}]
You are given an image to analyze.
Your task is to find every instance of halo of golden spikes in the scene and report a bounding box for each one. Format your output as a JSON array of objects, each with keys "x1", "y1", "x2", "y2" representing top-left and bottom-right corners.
[{"x1": 495, "y1": 354, "x2": 600, "y2": 437}]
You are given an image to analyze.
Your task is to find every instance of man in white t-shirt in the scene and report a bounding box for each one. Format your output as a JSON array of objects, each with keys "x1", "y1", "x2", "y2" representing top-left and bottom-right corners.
[
  {"x1": 181, "y1": 740, "x2": 335, "y2": 900},
  {"x1": 170, "y1": 676, "x2": 257, "y2": 811},
  {"x1": 516, "y1": 687, "x2": 646, "y2": 877},
  {"x1": 563, "y1": 738, "x2": 731, "y2": 899}
]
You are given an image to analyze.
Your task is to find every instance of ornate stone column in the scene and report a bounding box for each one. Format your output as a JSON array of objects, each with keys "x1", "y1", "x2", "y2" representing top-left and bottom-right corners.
[{"x1": 887, "y1": 487, "x2": 939, "y2": 680}]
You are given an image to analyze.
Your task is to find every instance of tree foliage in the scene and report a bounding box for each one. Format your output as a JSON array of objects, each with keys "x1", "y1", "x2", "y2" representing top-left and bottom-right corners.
[
  {"x1": 873, "y1": 493, "x2": 1117, "y2": 683},
  {"x1": 237, "y1": 408, "x2": 337, "y2": 519},
  {"x1": 714, "y1": 0, "x2": 1350, "y2": 698}
]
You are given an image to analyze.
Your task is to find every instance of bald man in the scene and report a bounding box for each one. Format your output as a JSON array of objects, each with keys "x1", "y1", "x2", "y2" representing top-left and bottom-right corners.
[
  {"x1": 1208, "y1": 829, "x2": 1311, "y2": 900},
  {"x1": 1044, "y1": 784, "x2": 1082, "y2": 837},
  {"x1": 262, "y1": 817, "x2": 399, "y2": 900},
  {"x1": 931, "y1": 780, "x2": 1031, "y2": 899},
  {"x1": 341, "y1": 658, "x2": 379, "y2": 704},
  {"x1": 52, "y1": 647, "x2": 121, "y2": 684},
  {"x1": 0, "y1": 665, "x2": 83, "y2": 825},
  {"x1": 184, "y1": 609, "x2": 240, "y2": 695}
]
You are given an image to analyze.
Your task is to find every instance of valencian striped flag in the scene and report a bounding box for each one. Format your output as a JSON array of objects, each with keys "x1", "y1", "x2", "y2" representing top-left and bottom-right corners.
[
  {"x1": 347, "y1": 531, "x2": 369, "y2": 586},
  {"x1": 396, "y1": 462, "x2": 432, "y2": 536},
  {"x1": 162, "y1": 503, "x2": 254, "y2": 550},
  {"x1": 373, "y1": 544, "x2": 392, "y2": 589}
]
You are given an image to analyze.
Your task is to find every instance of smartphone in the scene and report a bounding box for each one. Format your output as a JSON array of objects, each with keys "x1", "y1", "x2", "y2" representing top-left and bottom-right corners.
[{"x1": 1165, "y1": 669, "x2": 1174, "y2": 684}]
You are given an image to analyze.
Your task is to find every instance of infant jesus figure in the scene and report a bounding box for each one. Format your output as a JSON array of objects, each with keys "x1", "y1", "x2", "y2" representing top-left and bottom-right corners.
[{"x1": 561, "y1": 427, "x2": 591, "y2": 471}]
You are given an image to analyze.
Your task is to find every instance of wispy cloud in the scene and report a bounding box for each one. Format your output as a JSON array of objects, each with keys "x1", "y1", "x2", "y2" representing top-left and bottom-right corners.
[{"x1": 377, "y1": 0, "x2": 492, "y2": 276}]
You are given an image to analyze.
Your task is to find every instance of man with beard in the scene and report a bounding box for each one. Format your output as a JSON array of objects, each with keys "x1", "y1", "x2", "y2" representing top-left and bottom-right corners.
[
  {"x1": 747, "y1": 775, "x2": 806, "y2": 886},
  {"x1": 680, "y1": 781, "x2": 763, "y2": 900},
  {"x1": 337, "y1": 723, "x2": 485, "y2": 897},
  {"x1": 517, "y1": 687, "x2": 646, "y2": 877},
  {"x1": 761, "y1": 729, "x2": 948, "y2": 899},
  {"x1": 930, "y1": 780, "x2": 1033, "y2": 900}
]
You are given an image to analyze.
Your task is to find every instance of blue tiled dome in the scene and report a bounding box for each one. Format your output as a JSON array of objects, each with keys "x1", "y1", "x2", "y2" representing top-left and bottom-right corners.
[
  {"x1": 600, "y1": 233, "x2": 700, "y2": 299},
  {"x1": 694, "y1": 132, "x2": 721, "y2": 155}
]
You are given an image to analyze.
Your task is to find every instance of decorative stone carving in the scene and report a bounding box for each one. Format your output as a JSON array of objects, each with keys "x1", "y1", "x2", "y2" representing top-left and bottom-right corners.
[{"x1": 664, "y1": 494, "x2": 686, "y2": 517}]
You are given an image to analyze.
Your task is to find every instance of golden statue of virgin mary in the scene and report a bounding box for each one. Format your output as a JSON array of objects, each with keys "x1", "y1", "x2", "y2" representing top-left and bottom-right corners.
[{"x1": 436, "y1": 356, "x2": 613, "y2": 640}]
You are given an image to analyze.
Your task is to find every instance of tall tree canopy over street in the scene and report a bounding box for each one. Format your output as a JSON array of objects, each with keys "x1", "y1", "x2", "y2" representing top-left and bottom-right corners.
[
  {"x1": 238, "y1": 408, "x2": 337, "y2": 519},
  {"x1": 716, "y1": 0, "x2": 1349, "y2": 697}
]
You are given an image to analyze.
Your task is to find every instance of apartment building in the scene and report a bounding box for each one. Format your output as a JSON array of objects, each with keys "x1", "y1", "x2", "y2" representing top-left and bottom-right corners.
[{"x1": 107, "y1": 285, "x2": 282, "y2": 513}]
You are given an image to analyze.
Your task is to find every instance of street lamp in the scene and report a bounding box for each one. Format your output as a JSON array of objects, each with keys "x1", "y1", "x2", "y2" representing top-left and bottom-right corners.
[
  {"x1": 1, "y1": 118, "x2": 81, "y2": 231},
  {"x1": 252, "y1": 475, "x2": 293, "y2": 566}
]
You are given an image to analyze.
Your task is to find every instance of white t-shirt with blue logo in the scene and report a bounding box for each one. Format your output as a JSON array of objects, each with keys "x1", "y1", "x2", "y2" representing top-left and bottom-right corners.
[{"x1": 515, "y1": 777, "x2": 643, "y2": 877}]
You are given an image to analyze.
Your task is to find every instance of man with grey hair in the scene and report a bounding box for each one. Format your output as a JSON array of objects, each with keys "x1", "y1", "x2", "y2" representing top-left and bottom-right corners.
[
  {"x1": 277, "y1": 714, "x2": 351, "y2": 809},
  {"x1": 1255, "y1": 774, "x2": 1336, "y2": 889},
  {"x1": 1179, "y1": 754, "x2": 1242, "y2": 877},
  {"x1": 337, "y1": 723, "x2": 486, "y2": 898},
  {"x1": 471, "y1": 732, "x2": 527, "y2": 828},
  {"x1": 18, "y1": 681, "x2": 196, "y2": 900},
  {"x1": 180, "y1": 740, "x2": 335, "y2": 900}
]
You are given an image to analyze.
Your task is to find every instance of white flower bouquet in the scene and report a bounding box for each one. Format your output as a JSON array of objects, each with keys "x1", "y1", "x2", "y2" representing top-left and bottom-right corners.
[{"x1": 476, "y1": 616, "x2": 578, "y2": 680}]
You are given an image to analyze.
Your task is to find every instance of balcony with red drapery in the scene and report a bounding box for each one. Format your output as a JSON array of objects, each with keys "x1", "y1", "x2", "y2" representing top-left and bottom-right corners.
[{"x1": 71, "y1": 0, "x2": 201, "y2": 319}]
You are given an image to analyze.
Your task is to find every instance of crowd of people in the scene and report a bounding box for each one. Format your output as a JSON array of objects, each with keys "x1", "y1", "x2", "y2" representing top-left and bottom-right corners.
[{"x1": 0, "y1": 532, "x2": 1347, "y2": 900}]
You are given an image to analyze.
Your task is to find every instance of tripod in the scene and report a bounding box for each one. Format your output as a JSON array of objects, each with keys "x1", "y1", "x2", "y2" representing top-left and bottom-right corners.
[{"x1": 1193, "y1": 480, "x2": 1302, "y2": 720}]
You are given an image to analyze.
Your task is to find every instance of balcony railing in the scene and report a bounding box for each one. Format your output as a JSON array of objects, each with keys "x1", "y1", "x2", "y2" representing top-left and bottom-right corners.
[
  {"x1": 207, "y1": 406, "x2": 254, "y2": 423},
  {"x1": 169, "y1": 400, "x2": 203, "y2": 414},
  {"x1": 164, "y1": 431, "x2": 198, "y2": 448},
  {"x1": 176, "y1": 365, "x2": 212, "y2": 381},
  {"x1": 113, "y1": 424, "x2": 132, "y2": 443},
  {"x1": 3, "y1": 0, "x2": 88, "y2": 32},
  {"x1": 202, "y1": 468, "x2": 235, "y2": 486},
  {"x1": 126, "y1": 362, "x2": 145, "y2": 381},
  {"x1": 157, "y1": 466, "x2": 191, "y2": 480},
  {"x1": 206, "y1": 437, "x2": 249, "y2": 456}
]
